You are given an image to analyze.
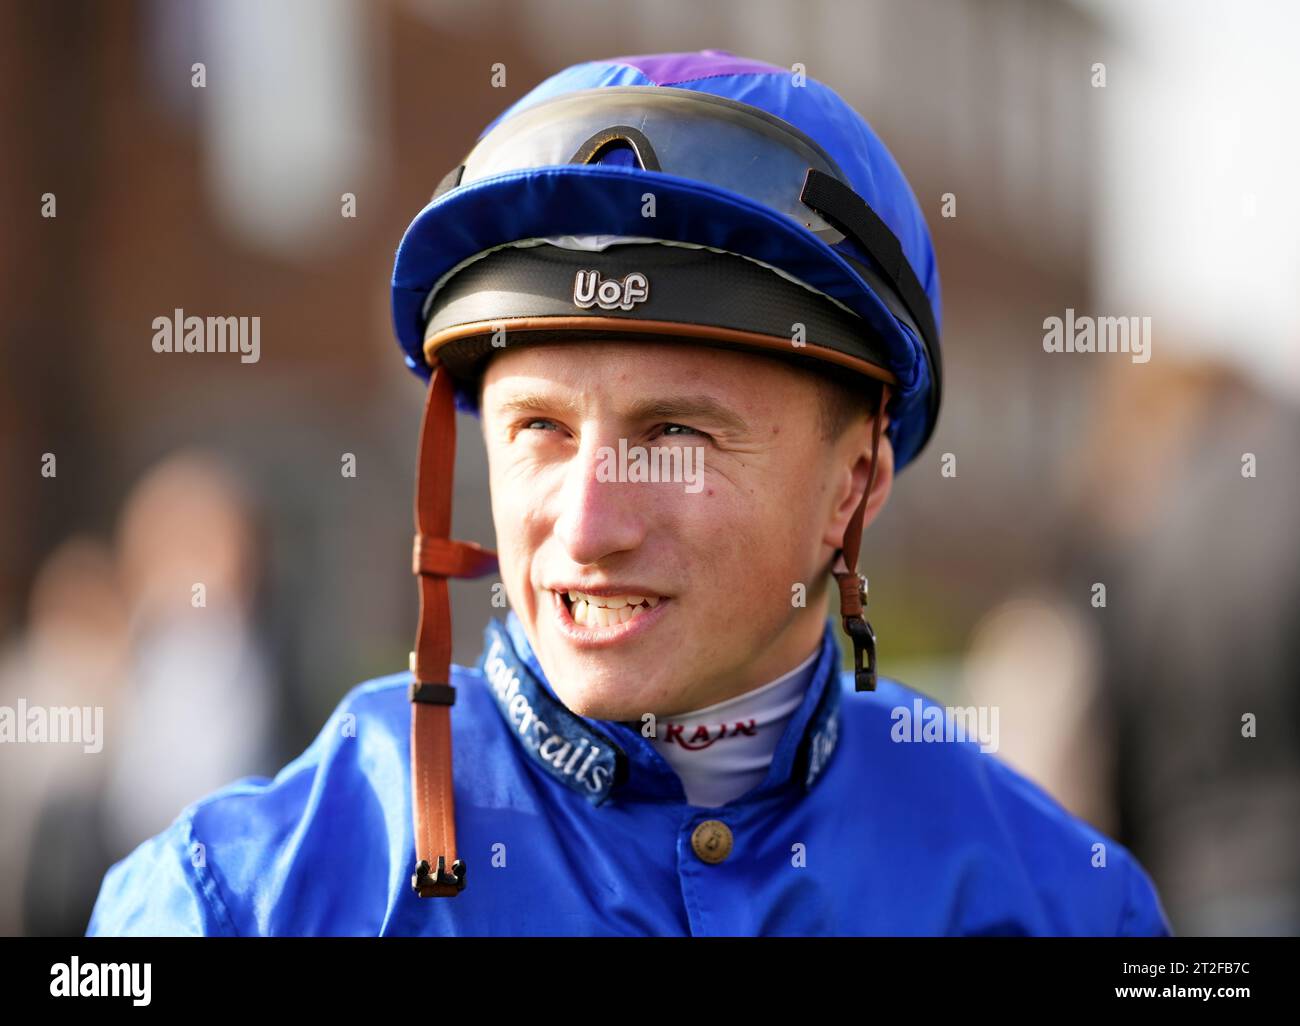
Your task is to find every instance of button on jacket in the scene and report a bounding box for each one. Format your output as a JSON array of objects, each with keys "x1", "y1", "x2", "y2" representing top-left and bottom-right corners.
[{"x1": 86, "y1": 611, "x2": 1173, "y2": 936}]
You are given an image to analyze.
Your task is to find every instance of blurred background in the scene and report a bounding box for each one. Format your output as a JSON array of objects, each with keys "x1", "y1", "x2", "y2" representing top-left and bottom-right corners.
[{"x1": 1, "y1": 0, "x2": 1296, "y2": 937}]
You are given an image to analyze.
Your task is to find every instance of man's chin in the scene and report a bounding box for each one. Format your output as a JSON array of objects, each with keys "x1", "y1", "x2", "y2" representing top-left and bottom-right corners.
[
  {"x1": 550, "y1": 683, "x2": 645, "y2": 723},
  {"x1": 536, "y1": 645, "x2": 667, "y2": 721}
]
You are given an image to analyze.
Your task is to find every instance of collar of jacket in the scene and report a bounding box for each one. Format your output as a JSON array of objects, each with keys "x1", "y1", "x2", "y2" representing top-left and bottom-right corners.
[{"x1": 476, "y1": 609, "x2": 843, "y2": 807}]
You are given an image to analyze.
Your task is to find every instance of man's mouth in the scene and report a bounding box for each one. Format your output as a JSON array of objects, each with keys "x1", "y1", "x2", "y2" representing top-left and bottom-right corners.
[{"x1": 556, "y1": 589, "x2": 663, "y2": 629}]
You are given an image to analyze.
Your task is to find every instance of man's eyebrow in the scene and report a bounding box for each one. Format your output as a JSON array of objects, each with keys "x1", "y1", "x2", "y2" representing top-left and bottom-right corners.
[
  {"x1": 493, "y1": 391, "x2": 750, "y2": 433},
  {"x1": 493, "y1": 391, "x2": 584, "y2": 420},
  {"x1": 623, "y1": 395, "x2": 749, "y2": 433}
]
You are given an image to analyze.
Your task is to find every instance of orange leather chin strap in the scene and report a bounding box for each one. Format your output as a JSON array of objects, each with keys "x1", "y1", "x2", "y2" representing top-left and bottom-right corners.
[
  {"x1": 409, "y1": 365, "x2": 498, "y2": 898},
  {"x1": 407, "y1": 370, "x2": 890, "y2": 897},
  {"x1": 831, "y1": 383, "x2": 891, "y2": 692}
]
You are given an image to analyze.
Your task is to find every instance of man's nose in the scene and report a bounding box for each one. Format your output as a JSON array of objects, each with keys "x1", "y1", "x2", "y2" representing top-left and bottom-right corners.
[{"x1": 552, "y1": 434, "x2": 648, "y2": 566}]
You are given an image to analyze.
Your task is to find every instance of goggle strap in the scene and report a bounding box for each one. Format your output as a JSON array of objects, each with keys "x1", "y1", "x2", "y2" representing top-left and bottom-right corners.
[{"x1": 800, "y1": 168, "x2": 942, "y2": 434}]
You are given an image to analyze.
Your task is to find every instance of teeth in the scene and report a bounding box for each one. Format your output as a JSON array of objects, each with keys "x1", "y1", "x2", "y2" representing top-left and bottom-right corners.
[
  {"x1": 565, "y1": 590, "x2": 660, "y2": 610},
  {"x1": 566, "y1": 593, "x2": 661, "y2": 629}
]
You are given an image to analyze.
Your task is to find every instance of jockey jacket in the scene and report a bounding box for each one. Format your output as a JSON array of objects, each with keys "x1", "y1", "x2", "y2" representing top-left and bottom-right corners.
[{"x1": 85, "y1": 610, "x2": 1173, "y2": 936}]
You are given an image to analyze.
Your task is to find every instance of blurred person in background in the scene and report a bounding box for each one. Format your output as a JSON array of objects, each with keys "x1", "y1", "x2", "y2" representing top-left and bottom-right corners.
[
  {"x1": 4, "y1": 452, "x2": 287, "y2": 935},
  {"x1": 0, "y1": 538, "x2": 128, "y2": 935},
  {"x1": 1073, "y1": 360, "x2": 1300, "y2": 935},
  {"x1": 963, "y1": 358, "x2": 1300, "y2": 937},
  {"x1": 97, "y1": 451, "x2": 281, "y2": 858}
]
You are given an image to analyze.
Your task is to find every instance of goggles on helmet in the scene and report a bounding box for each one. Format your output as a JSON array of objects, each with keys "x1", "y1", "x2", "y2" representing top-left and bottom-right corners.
[{"x1": 446, "y1": 86, "x2": 852, "y2": 245}]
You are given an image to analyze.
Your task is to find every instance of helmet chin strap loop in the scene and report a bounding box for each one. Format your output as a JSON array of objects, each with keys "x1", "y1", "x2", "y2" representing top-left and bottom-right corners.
[
  {"x1": 831, "y1": 384, "x2": 890, "y2": 692},
  {"x1": 409, "y1": 364, "x2": 499, "y2": 897}
]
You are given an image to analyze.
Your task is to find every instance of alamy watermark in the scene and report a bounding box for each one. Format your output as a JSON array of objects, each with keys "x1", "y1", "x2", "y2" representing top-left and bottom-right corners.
[
  {"x1": 595, "y1": 438, "x2": 705, "y2": 494},
  {"x1": 1043, "y1": 308, "x2": 1151, "y2": 364},
  {"x1": 890, "y1": 699, "x2": 999, "y2": 754},
  {"x1": 152, "y1": 308, "x2": 260, "y2": 363},
  {"x1": 0, "y1": 699, "x2": 103, "y2": 753},
  {"x1": 50, "y1": 957, "x2": 150, "y2": 1005}
]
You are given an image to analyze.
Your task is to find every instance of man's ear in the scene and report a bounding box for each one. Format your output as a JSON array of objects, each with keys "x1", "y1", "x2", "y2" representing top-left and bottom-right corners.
[{"x1": 822, "y1": 412, "x2": 894, "y2": 553}]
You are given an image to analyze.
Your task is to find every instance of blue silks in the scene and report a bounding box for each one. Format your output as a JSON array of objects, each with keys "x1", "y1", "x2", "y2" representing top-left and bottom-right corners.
[{"x1": 86, "y1": 612, "x2": 1172, "y2": 936}]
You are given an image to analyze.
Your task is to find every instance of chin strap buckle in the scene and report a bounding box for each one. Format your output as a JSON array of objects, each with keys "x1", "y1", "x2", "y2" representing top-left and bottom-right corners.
[
  {"x1": 844, "y1": 614, "x2": 878, "y2": 692},
  {"x1": 831, "y1": 383, "x2": 890, "y2": 695},
  {"x1": 412, "y1": 855, "x2": 467, "y2": 897},
  {"x1": 838, "y1": 572, "x2": 878, "y2": 692}
]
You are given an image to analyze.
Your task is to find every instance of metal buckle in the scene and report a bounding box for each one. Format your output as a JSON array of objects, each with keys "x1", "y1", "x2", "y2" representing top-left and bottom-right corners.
[
  {"x1": 412, "y1": 856, "x2": 467, "y2": 897},
  {"x1": 845, "y1": 574, "x2": 877, "y2": 692}
]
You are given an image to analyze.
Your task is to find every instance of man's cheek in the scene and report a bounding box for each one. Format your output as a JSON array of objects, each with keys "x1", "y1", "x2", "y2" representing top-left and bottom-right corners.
[{"x1": 496, "y1": 493, "x2": 536, "y2": 545}]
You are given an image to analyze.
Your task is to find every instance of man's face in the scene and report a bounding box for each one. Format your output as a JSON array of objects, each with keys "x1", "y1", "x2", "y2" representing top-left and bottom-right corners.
[{"x1": 479, "y1": 339, "x2": 892, "y2": 720}]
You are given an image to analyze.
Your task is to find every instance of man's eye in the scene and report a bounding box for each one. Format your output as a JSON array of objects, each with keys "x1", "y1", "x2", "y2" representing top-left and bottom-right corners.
[
  {"x1": 659, "y1": 423, "x2": 704, "y2": 438},
  {"x1": 522, "y1": 418, "x2": 558, "y2": 432}
]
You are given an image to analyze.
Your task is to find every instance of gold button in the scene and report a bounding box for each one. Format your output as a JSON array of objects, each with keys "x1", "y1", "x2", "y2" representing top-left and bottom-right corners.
[{"x1": 690, "y1": 819, "x2": 734, "y2": 864}]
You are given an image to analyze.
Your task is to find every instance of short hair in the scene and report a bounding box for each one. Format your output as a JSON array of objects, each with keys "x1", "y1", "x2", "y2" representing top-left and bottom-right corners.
[{"x1": 811, "y1": 364, "x2": 886, "y2": 443}]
